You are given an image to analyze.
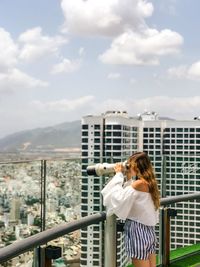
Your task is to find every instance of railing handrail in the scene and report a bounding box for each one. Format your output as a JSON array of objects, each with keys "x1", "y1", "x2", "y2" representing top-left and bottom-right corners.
[
  {"x1": 1, "y1": 192, "x2": 200, "y2": 264},
  {"x1": 160, "y1": 192, "x2": 200, "y2": 206},
  {"x1": 0, "y1": 212, "x2": 106, "y2": 264},
  {"x1": 0, "y1": 157, "x2": 81, "y2": 165}
]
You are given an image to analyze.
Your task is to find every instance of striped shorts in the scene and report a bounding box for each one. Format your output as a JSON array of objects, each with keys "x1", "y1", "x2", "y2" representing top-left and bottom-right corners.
[{"x1": 124, "y1": 219, "x2": 157, "y2": 260}]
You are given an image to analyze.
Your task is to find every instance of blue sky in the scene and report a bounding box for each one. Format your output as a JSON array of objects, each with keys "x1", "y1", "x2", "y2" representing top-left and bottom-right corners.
[{"x1": 0, "y1": 0, "x2": 200, "y2": 138}]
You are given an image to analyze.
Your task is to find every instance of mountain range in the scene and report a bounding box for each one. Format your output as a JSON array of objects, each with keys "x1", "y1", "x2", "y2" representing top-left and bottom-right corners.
[
  {"x1": 0, "y1": 120, "x2": 81, "y2": 152},
  {"x1": 0, "y1": 115, "x2": 175, "y2": 153}
]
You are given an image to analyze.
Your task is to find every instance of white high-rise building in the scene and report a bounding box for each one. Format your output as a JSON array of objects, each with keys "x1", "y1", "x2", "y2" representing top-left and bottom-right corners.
[
  {"x1": 81, "y1": 111, "x2": 138, "y2": 267},
  {"x1": 158, "y1": 119, "x2": 200, "y2": 249},
  {"x1": 10, "y1": 196, "x2": 21, "y2": 221},
  {"x1": 81, "y1": 111, "x2": 200, "y2": 266}
]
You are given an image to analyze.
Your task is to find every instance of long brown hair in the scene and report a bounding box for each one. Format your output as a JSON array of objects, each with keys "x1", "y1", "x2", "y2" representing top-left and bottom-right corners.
[{"x1": 128, "y1": 152, "x2": 160, "y2": 210}]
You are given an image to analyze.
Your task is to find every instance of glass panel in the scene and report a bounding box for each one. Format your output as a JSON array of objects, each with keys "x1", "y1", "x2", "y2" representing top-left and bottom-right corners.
[{"x1": 0, "y1": 160, "x2": 41, "y2": 265}]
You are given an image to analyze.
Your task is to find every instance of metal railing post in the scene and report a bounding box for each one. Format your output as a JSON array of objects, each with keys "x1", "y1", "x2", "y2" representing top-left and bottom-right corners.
[
  {"x1": 159, "y1": 207, "x2": 170, "y2": 267},
  {"x1": 45, "y1": 258, "x2": 52, "y2": 267},
  {"x1": 104, "y1": 214, "x2": 117, "y2": 267},
  {"x1": 33, "y1": 246, "x2": 45, "y2": 267},
  {"x1": 41, "y1": 160, "x2": 47, "y2": 232},
  {"x1": 33, "y1": 247, "x2": 40, "y2": 267},
  {"x1": 159, "y1": 207, "x2": 177, "y2": 267}
]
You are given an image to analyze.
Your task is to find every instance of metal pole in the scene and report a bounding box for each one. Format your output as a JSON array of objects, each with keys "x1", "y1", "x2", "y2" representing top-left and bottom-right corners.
[
  {"x1": 104, "y1": 215, "x2": 116, "y2": 267},
  {"x1": 43, "y1": 160, "x2": 47, "y2": 231},
  {"x1": 41, "y1": 160, "x2": 47, "y2": 232},
  {"x1": 159, "y1": 207, "x2": 170, "y2": 267},
  {"x1": 159, "y1": 207, "x2": 164, "y2": 266},
  {"x1": 33, "y1": 247, "x2": 40, "y2": 267},
  {"x1": 165, "y1": 210, "x2": 170, "y2": 267},
  {"x1": 45, "y1": 258, "x2": 52, "y2": 267},
  {"x1": 40, "y1": 160, "x2": 43, "y2": 232}
]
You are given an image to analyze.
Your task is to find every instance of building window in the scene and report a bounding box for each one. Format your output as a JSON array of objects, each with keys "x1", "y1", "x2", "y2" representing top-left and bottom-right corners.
[
  {"x1": 82, "y1": 185, "x2": 88, "y2": 191},
  {"x1": 94, "y1": 199, "x2": 100, "y2": 204},
  {"x1": 94, "y1": 125, "x2": 100, "y2": 129},
  {"x1": 82, "y1": 125, "x2": 88, "y2": 129},
  {"x1": 81, "y1": 239, "x2": 88, "y2": 245},
  {"x1": 106, "y1": 125, "x2": 112, "y2": 129},
  {"x1": 113, "y1": 125, "x2": 122, "y2": 130},
  {"x1": 113, "y1": 132, "x2": 121, "y2": 137}
]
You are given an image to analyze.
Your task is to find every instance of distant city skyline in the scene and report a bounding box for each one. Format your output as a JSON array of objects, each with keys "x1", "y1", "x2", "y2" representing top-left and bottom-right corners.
[{"x1": 0, "y1": 0, "x2": 200, "y2": 138}]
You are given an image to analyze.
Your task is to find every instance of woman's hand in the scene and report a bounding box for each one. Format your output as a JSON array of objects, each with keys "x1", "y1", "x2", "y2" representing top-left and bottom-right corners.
[{"x1": 114, "y1": 163, "x2": 124, "y2": 173}]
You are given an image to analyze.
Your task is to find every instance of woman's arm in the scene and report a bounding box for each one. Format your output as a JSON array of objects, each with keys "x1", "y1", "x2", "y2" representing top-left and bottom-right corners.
[{"x1": 101, "y1": 168, "x2": 137, "y2": 219}]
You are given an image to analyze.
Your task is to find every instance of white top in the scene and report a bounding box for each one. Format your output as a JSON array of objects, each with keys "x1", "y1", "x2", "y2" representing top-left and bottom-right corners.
[{"x1": 101, "y1": 172, "x2": 159, "y2": 226}]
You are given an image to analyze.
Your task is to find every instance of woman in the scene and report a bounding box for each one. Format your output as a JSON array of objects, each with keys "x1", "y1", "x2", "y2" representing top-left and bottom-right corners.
[{"x1": 101, "y1": 152, "x2": 160, "y2": 267}]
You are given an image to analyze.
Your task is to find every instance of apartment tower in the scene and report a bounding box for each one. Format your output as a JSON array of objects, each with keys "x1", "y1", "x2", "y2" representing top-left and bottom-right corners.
[{"x1": 81, "y1": 110, "x2": 200, "y2": 266}]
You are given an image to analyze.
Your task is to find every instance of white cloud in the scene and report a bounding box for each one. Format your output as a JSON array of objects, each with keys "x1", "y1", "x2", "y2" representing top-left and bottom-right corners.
[
  {"x1": 107, "y1": 72, "x2": 121, "y2": 79},
  {"x1": 168, "y1": 61, "x2": 200, "y2": 81},
  {"x1": 92, "y1": 99, "x2": 128, "y2": 115},
  {"x1": 32, "y1": 95, "x2": 94, "y2": 111},
  {"x1": 92, "y1": 96, "x2": 200, "y2": 120},
  {"x1": 61, "y1": 0, "x2": 153, "y2": 36},
  {"x1": 51, "y1": 58, "x2": 81, "y2": 74},
  {"x1": 128, "y1": 96, "x2": 200, "y2": 119},
  {"x1": 60, "y1": 0, "x2": 183, "y2": 66},
  {"x1": 0, "y1": 28, "x2": 54, "y2": 92},
  {"x1": 187, "y1": 62, "x2": 200, "y2": 80},
  {"x1": 18, "y1": 27, "x2": 67, "y2": 62},
  {"x1": 99, "y1": 29, "x2": 183, "y2": 65},
  {"x1": 2, "y1": 95, "x2": 200, "y2": 138},
  {"x1": 0, "y1": 28, "x2": 19, "y2": 71},
  {"x1": 167, "y1": 65, "x2": 187, "y2": 79},
  {"x1": 130, "y1": 78, "x2": 136, "y2": 84},
  {"x1": 79, "y1": 47, "x2": 85, "y2": 56},
  {"x1": 0, "y1": 68, "x2": 48, "y2": 91}
]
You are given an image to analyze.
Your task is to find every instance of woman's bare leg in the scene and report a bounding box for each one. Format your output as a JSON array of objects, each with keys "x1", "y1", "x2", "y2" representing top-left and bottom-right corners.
[
  {"x1": 149, "y1": 253, "x2": 156, "y2": 267},
  {"x1": 132, "y1": 258, "x2": 150, "y2": 267}
]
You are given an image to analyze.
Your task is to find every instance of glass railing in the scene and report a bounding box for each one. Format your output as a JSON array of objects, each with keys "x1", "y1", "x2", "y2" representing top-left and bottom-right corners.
[
  {"x1": 1, "y1": 154, "x2": 200, "y2": 266},
  {"x1": 45, "y1": 158, "x2": 81, "y2": 265},
  {"x1": 1, "y1": 200, "x2": 200, "y2": 267},
  {"x1": 160, "y1": 154, "x2": 200, "y2": 266},
  {"x1": 0, "y1": 158, "x2": 81, "y2": 266},
  {"x1": 0, "y1": 159, "x2": 42, "y2": 266}
]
